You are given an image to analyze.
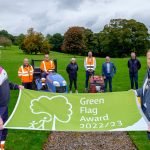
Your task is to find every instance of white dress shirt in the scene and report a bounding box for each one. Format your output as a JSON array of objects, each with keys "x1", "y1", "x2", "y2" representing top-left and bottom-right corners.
[{"x1": 106, "y1": 63, "x2": 110, "y2": 73}]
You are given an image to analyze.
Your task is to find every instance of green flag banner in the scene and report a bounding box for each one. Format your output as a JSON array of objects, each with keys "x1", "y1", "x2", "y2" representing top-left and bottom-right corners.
[{"x1": 4, "y1": 89, "x2": 148, "y2": 131}]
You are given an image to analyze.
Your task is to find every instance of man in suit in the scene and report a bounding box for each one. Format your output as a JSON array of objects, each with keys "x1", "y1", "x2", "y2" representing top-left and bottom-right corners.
[
  {"x1": 136, "y1": 50, "x2": 150, "y2": 139},
  {"x1": 102, "y1": 56, "x2": 116, "y2": 92},
  {"x1": 128, "y1": 52, "x2": 141, "y2": 89}
]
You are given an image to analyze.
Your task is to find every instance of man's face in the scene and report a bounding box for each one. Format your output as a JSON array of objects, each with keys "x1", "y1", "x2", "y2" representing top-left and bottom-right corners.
[
  {"x1": 88, "y1": 52, "x2": 92, "y2": 57},
  {"x1": 147, "y1": 52, "x2": 150, "y2": 68},
  {"x1": 24, "y1": 59, "x2": 29, "y2": 66},
  {"x1": 45, "y1": 55, "x2": 49, "y2": 61},
  {"x1": 131, "y1": 53, "x2": 136, "y2": 59},
  {"x1": 106, "y1": 57, "x2": 110, "y2": 63}
]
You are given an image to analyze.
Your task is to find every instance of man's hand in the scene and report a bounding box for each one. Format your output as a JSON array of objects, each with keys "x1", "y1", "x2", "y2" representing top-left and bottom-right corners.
[
  {"x1": 0, "y1": 117, "x2": 3, "y2": 130},
  {"x1": 18, "y1": 85, "x2": 24, "y2": 90},
  {"x1": 128, "y1": 89, "x2": 137, "y2": 96}
]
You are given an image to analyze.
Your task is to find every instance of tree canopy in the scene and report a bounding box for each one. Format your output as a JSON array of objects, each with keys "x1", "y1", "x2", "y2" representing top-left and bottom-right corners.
[
  {"x1": 0, "y1": 36, "x2": 12, "y2": 47},
  {"x1": 62, "y1": 27, "x2": 86, "y2": 55},
  {"x1": 1, "y1": 18, "x2": 150, "y2": 57},
  {"x1": 21, "y1": 28, "x2": 51, "y2": 54},
  {"x1": 99, "y1": 19, "x2": 149, "y2": 57},
  {"x1": 46, "y1": 33, "x2": 64, "y2": 52}
]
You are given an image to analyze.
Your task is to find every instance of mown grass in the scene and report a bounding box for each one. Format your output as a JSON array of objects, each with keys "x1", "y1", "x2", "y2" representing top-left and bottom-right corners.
[{"x1": 0, "y1": 46, "x2": 149, "y2": 149}]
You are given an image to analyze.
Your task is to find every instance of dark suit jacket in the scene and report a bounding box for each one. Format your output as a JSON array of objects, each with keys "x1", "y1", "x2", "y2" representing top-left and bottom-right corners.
[
  {"x1": 102, "y1": 62, "x2": 116, "y2": 77},
  {"x1": 136, "y1": 74, "x2": 150, "y2": 121}
]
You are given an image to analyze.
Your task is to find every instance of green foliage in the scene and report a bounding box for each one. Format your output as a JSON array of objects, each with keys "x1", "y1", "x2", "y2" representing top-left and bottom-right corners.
[
  {"x1": 41, "y1": 39, "x2": 52, "y2": 54},
  {"x1": 99, "y1": 19, "x2": 149, "y2": 57},
  {"x1": 83, "y1": 29, "x2": 100, "y2": 55},
  {"x1": 47, "y1": 33, "x2": 64, "y2": 52},
  {"x1": 62, "y1": 26, "x2": 86, "y2": 55},
  {"x1": 21, "y1": 28, "x2": 51, "y2": 54},
  {"x1": 0, "y1": 36, "x2": 12, "y2": 47},
  {"x1": 0, "y1": 18, "x2": 150, "y2": 57},
  {"x1": 0, "y1": 30, "x2": 15, "y2": 43},
  {"x1": 14, "y1": 34, "x2": 25, "y2": 48}
]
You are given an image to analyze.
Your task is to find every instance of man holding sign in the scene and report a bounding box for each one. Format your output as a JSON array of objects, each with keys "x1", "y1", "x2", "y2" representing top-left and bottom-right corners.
[
  {"x1": 136, "y1": 50, "x2": 150, "y2": 139},
  {"x1": 0, "y1": 67, "x2": 23, "y2": 149}
]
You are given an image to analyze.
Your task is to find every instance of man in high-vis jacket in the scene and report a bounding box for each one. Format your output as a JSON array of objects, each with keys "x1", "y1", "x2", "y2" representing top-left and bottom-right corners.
[
  {"x1": 84, "y1": 51, "x2": 96, "y2": 91},
  {"x1": 18, "y1": 58, "x2": 34, "y2": 89},
  {"x1": 40, "y1": 54, "x2": 55, "y2": 79},
  {"x1": 0, "y1": 67, "x2": 23, "y2": 150}
]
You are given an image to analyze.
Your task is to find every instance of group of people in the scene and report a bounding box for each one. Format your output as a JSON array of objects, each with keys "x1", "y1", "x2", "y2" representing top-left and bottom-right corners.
[
  {"x1": 66, "y1": 51, "x2": 117, "y2": 93},
  {"x1": 17, "y1": 54, "x2": 56, "y2": 89},
  {"x1": 16, "y1": 51, "x2": 142, "y2": 93},
  {"x1": 0, "y1": 50, "x2": 150, "y2": 149},
  {"x1": 66, "y1": 51, "x2": 142, "y2": 93},
  {"x1": 16, "y1": 51, "x2": 116, "y2": 93}
]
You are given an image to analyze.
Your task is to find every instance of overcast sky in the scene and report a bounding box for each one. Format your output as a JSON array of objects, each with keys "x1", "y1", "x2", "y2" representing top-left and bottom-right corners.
[{"x1": 0, "y1": 0, "x2": 150, "y2": 35}]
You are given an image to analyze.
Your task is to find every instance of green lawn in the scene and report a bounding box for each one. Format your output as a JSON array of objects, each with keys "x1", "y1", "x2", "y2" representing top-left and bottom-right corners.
[{"x1": 0, "y1": 46, "x2": 150, "y2": 149}]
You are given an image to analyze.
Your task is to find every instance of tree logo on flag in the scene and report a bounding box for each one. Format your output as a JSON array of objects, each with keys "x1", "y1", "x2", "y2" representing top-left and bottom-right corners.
[{"x1": 29, "y1": 95, "x2": 72, "y2": 130}]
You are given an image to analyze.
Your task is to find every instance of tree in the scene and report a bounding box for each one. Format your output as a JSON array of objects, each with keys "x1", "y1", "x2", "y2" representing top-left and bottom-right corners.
[
  {"x1": 21, "y1": 28, "x2": 51, "y2": 54},
  {"x1": 63, "y1": 27, "x2": 101, "y2": 55},
  {"x1": 83, "y1": 29, "x2": 100, "y2": 55},
  {"x1": 99, "y1": 19, "x2": 149, "y2": 57},
  {"x1": 30, "y1": 95, "x2": 72, "y2": 130},
  {"x1": 62, "y1": 26, "x2": 86, "y2": 55},
  {"x1": 14, "y1": 34, "x2": 25, "y2": 48},
  {"x1": 0, "y1": 30, "x2": 15, "y2": 44},
  {"x1": 0, "y1": 36, "x2": 12, "y2": 47},
  {"x1": 41, "y1": 39, "x2": 52, "y2": 54},
  {"x1": 47, "y1": 33, "x2": 64, "y2": 52},
  {"x1": 46, "y1": 34, "x2": 53, "y2": 44}
]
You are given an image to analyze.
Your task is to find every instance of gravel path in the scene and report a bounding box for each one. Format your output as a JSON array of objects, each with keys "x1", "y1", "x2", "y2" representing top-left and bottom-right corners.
[{"x1": 43, "y1": 132, "x2": 137, "y2": 150}]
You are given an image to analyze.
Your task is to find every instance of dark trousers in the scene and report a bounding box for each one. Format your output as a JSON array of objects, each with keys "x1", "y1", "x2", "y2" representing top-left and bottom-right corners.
[
  {"x1": 41, "y1": 72, "x2": 47, "y2": 78},
  {"x1": 22, "y1": 82, "x2": 32, "y2": 89},
  {"x1": 69, "y1": 77, "x2": 77, "y2": 91},
  {"x1": 85, "y1": 71, "x2": 94, "y2": 88},
  {"x1": 129, "y1": 72, "x2": 138, "y2": 89},
  {"x1": 0, "y1": 107, "x2": 8, "y2": 141},
  {"x1": 104, "y1": 75, "x2": 112, "y2": 92}
]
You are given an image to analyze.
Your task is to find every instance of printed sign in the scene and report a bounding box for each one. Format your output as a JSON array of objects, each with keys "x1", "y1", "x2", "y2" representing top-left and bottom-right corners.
[{"x1": 4, "y1": 89, "x2": 147, "y2": 131}]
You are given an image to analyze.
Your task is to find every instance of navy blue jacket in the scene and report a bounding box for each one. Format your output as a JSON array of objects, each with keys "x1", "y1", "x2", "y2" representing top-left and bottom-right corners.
[
  {"x1": 66, "y1": 63, "x2": 78, "y2": 78},
  {"x1": 102, "y1": 62, "x2": 116, "y2": 77},
  {"x1": 0, "y1": 67, "x2": 18, "y2": 111},
  {"x1": 128, "y1": 58, "x2": 141, "y2": 74},
  {"x1": 136, "y1": 70, "x2": 150, "y2": 121}
]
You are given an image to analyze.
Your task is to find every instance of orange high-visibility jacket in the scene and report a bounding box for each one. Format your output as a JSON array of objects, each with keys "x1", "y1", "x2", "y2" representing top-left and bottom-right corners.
[
  {"x1": 18, "y1": 65, "x2": 34, "y2": 83},
  {"x1": 84, "y1": 57, "x2": 96, "y2": 71},
  {"x1": 40, "y1": 60, "x2": 55, "y2": 72}
]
